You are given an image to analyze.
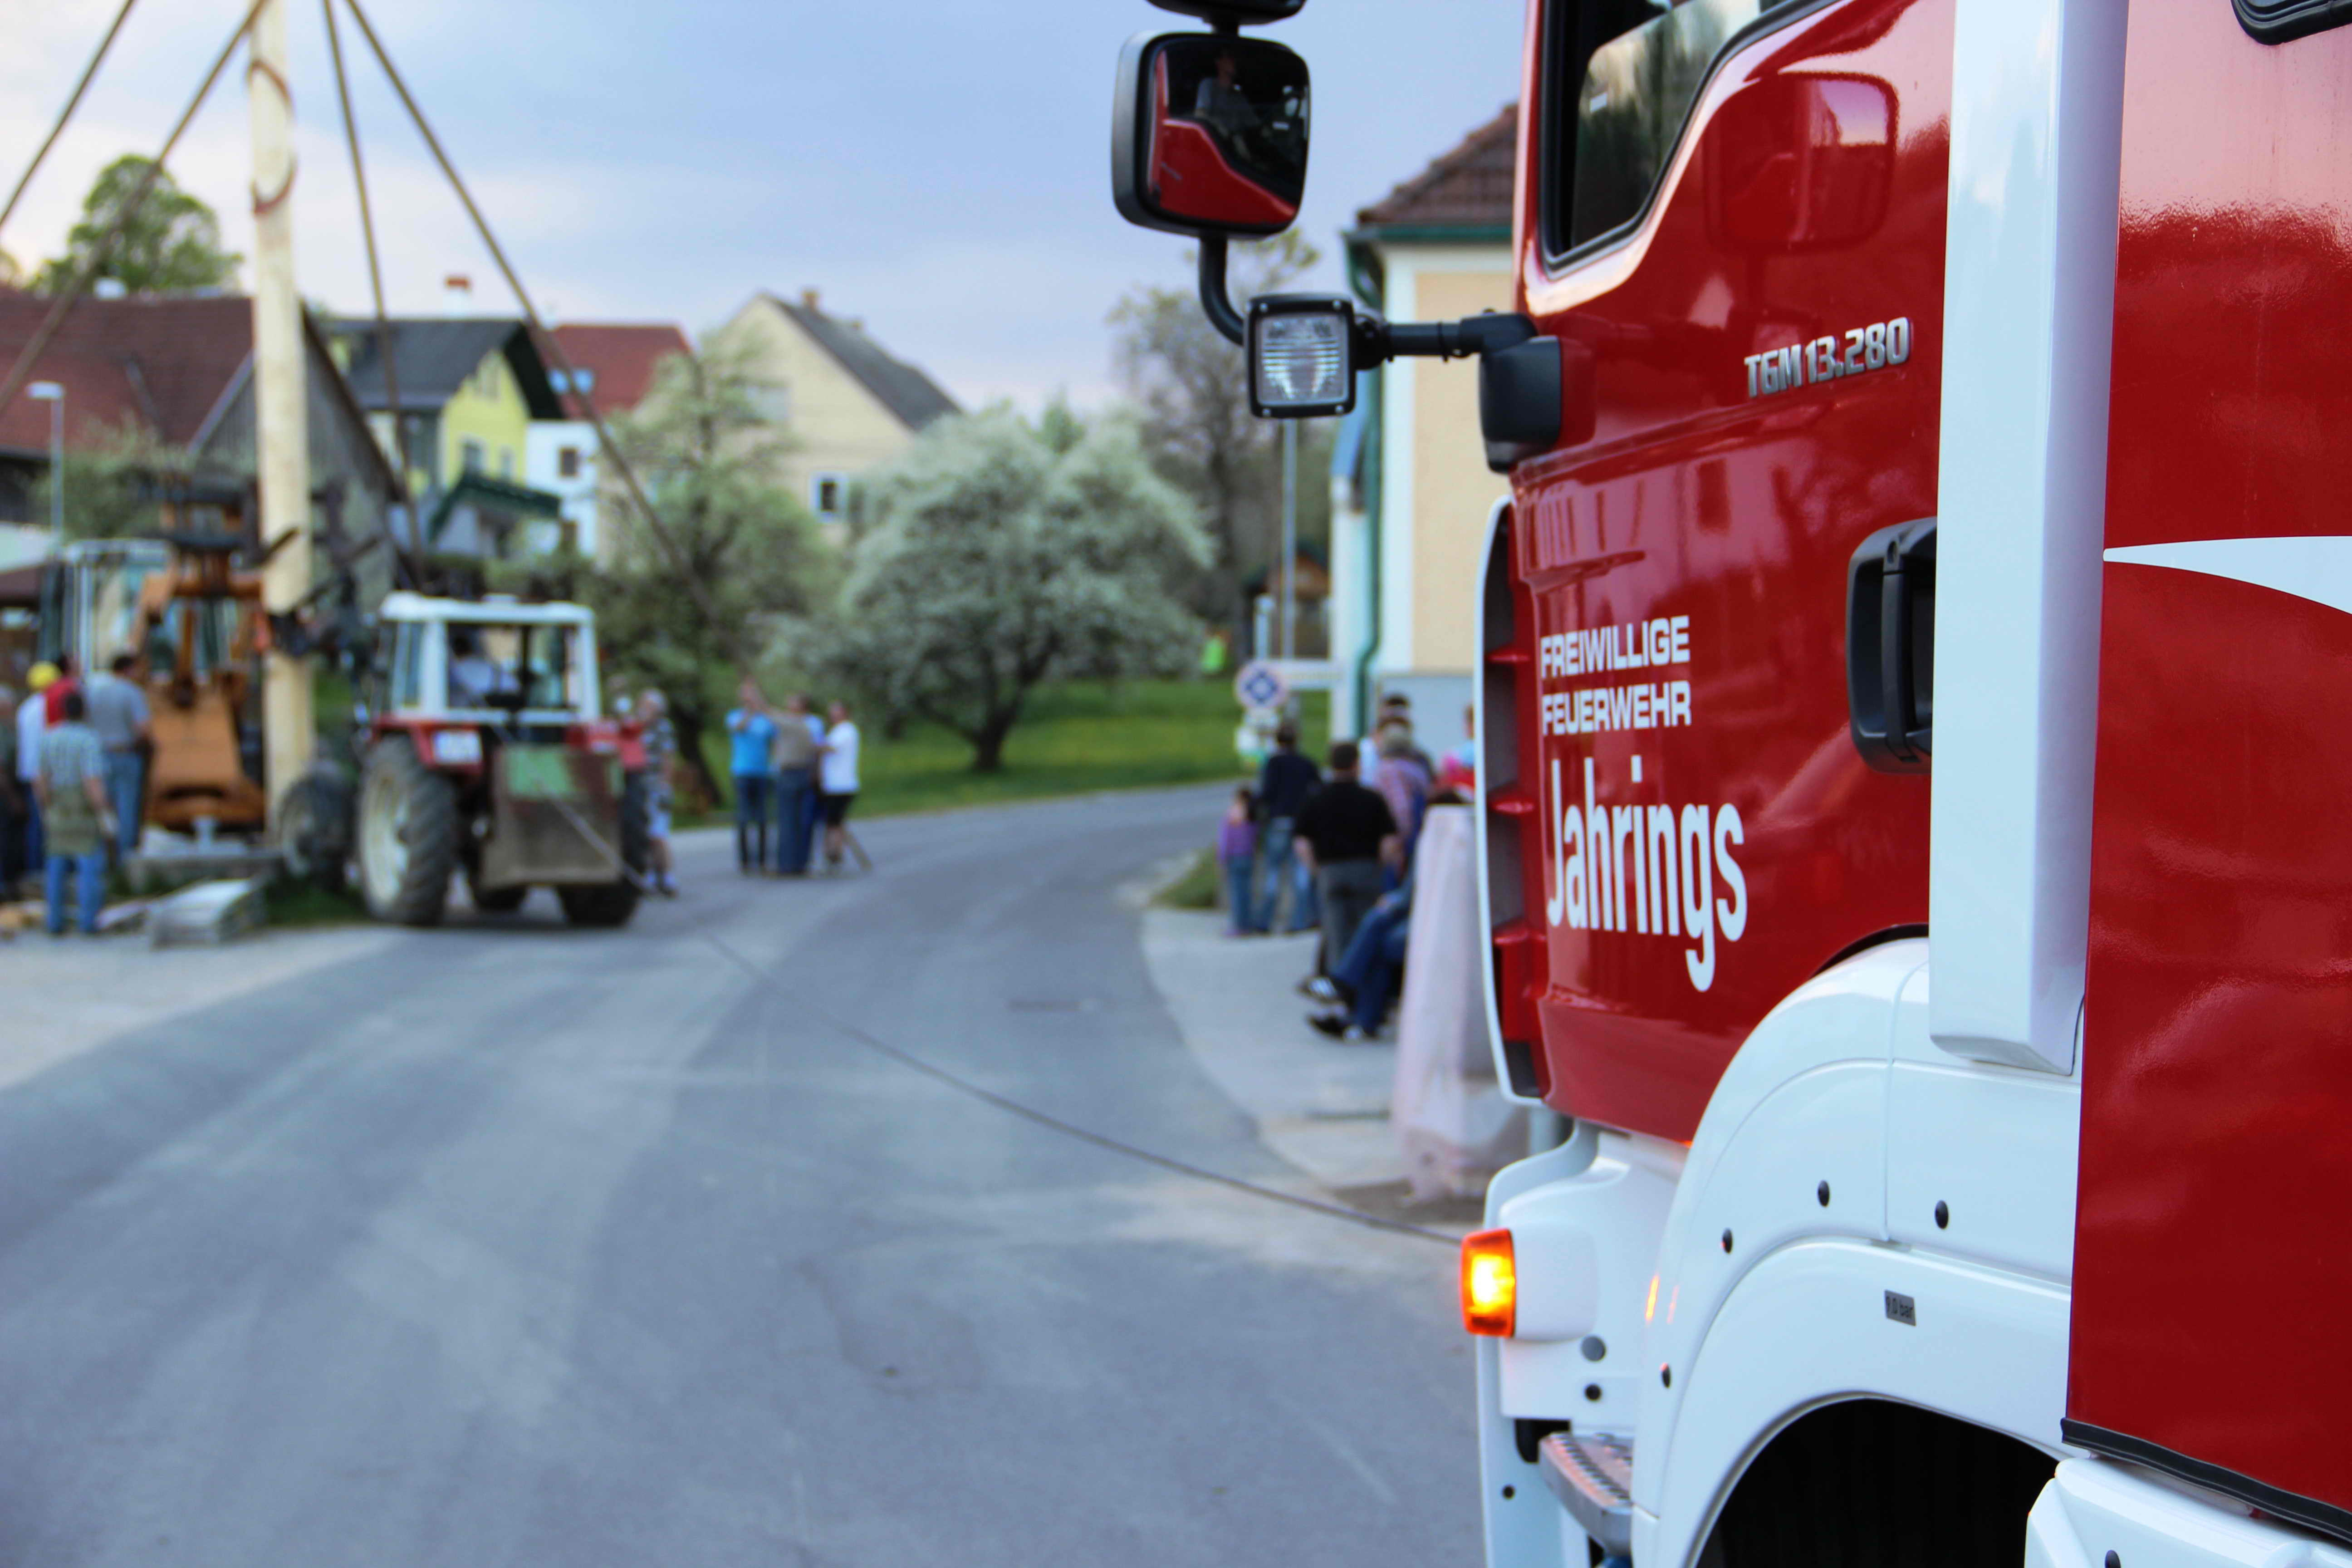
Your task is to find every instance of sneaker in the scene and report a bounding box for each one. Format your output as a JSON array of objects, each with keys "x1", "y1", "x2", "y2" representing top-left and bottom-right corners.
[
  {"x1": 1307, "y1": 1011, "x2": 1348, "y2": 1039},
  {"x1": 1305, "y1": 976, "x2": 1341, "y2": 1004}
]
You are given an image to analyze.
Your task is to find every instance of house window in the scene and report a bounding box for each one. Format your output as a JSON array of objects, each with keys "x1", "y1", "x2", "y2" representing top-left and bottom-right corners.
[
  {"x1": 812, "y1": 472, "x2": 847, "y2": 518},
  {"x1": 499, "y1": 447, "x2": 514, "y2": 480},
  {"x1": 558, "y1": 446, "x2": 582, "y2": 478},
  {"x1": 461, "y1": 438, "x2": 485, "y2": 475},
  {"x1": 549, "y1": 370, "x2": 570, "y2": 394},
  {"x1": 573, "y1": 368, "x2": 597, "y2": 394}
]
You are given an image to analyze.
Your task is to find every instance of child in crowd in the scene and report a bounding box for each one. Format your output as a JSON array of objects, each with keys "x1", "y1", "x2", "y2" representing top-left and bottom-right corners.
[{"x1": 1219, "y1": 785, "x2": 1260, "y2": 937}]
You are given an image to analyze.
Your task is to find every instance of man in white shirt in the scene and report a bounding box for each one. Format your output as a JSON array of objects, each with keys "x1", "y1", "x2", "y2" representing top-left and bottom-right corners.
[{"x1": 818, "y1": 699, "x2": 860, "y2": 872}]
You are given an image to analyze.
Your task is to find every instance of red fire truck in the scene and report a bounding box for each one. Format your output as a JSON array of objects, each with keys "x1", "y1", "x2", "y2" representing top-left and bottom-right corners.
[{"x1": 1113, "y1": 2, "x2": 2352, "y2": 1566}]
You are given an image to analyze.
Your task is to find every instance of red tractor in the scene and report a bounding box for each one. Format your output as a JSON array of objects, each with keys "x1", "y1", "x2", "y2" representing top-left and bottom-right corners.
[{"x1": 280, "y1": 591, "x2": 649, "y2": 927}]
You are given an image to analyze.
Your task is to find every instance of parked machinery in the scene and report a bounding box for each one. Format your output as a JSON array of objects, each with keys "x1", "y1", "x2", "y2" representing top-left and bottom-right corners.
[{"x1": 43, "y1": 534, "x2": 271, "y2": 842}]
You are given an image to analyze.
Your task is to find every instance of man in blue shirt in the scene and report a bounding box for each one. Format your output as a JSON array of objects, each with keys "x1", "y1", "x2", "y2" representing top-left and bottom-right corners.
[{"x1": 725, "y1": 678, "x2": 779, "y2": 874}]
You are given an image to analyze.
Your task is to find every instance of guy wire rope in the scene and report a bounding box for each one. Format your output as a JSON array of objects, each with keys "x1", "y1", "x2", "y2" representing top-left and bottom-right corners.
[
  {"x1": 0, "y1": 0, "x2": 141, "y2": 246},
  {"x1": 319, "y1": 0, "x2": 424, "y2": 592},
  {"x1": 0, "y1": 0, "x2": 273, "y2": 424},
  {"x1": 335, "y1": 0, "x2": 742, "y2": 666}
]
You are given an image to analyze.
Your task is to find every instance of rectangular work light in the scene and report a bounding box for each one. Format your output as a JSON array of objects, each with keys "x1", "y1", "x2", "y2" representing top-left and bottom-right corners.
[{"x1": 1249, "y1": 294, "x2": 1357, "y2": 417}]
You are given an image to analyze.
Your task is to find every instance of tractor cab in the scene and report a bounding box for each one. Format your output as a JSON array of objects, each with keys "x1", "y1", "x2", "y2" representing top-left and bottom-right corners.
[{"x1": 368, "y1": 592, "x2": 603, "y2": 742}]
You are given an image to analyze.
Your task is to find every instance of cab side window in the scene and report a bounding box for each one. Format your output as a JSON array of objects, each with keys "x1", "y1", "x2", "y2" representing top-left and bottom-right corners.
[{"x1": 1544, "y1": 0, "x2": 1795, "y2": 259}]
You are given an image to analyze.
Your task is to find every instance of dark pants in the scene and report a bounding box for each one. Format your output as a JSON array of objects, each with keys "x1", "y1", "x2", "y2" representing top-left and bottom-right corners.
[
  {"x1": 1315, "y1": 858, "x2": 1387, "y2": 977},
  {"x1": 1333, "y1": 898, "x2": 1411, "y2": 1031},
  {"x1": 774, "y1": 768, "x2": 813, "y2": 873},
  {"x1": 734, "y1": 773, "x2": 774, "y2": 870},
  {"x1": 0, "y1": 794, "x2": 20, "y2": 887}
]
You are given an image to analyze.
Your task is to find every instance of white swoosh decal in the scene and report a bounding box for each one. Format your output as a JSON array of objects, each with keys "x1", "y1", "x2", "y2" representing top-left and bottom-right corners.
[{"x1": 2104, "y1": 535, "x2": 2352, "y2": 618}]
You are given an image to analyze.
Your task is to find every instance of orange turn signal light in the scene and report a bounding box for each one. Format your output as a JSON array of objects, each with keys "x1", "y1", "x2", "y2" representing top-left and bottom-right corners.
[{"x1": 1461, "y1": 1227, "x2": 1516, "y2": 1337}]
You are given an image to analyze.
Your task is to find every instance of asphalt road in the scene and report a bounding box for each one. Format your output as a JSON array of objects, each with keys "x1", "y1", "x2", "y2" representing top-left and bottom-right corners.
[{"x1": 0, "y1": 786, "x2": 1480, "y2": 1567}]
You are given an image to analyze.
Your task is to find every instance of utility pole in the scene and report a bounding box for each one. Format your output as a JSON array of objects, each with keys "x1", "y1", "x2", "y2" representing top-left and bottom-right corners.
[
  {"x1": 249, "y1": 0, "x2": 312, "y2": 806},
  {"x1": 1279, "y1": 418, "x2": 1297, "y2": 662}
]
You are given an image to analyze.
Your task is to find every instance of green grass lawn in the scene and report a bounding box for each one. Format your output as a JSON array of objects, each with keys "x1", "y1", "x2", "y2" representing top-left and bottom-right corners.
[{"x1": 689, "y1": 678, "x2": 1329, "y2": 823}]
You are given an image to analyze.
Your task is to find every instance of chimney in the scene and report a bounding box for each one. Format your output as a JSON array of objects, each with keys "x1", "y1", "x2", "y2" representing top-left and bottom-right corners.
[
  {"x1": 443, "y1": 273, "x2": 473, "y2": 310},
  {"x1": 800, "y1": 287, "x2": 820, "y2": 313}
]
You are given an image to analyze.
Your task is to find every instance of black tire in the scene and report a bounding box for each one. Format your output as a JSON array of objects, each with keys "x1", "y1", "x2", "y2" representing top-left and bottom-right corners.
[
  {"x1": 274, "y1": 764, "x2": 353, "y2": 891},
  {"x1": 558, "y1": 770, "x2": 648, "y2": 928},
  {"x1": 357, "y1": 737, "x2": 459, "y2": 926}
]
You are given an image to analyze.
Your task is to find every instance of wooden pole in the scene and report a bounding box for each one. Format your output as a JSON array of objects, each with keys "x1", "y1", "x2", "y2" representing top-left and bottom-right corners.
[{"x1": 249, "y1": 0, "x2": 314, "y2": 805}]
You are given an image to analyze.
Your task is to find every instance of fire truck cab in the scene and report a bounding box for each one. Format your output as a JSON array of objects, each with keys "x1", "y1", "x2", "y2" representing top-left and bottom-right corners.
[{"x1": 1111, "y1": 1, "x2": 2352, "y2": 1566}]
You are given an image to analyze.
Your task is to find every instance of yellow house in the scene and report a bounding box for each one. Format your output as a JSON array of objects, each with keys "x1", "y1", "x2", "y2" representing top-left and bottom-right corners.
[
  {"x1": 1332, "y1": 106, "x2": 1518, "y2": 752},
  {"x1": 330, "y1": 317, "x2": 568, "y2": 557},
  {"x1": 705, "y1": 289, "x2": 960, "y2": 533}
]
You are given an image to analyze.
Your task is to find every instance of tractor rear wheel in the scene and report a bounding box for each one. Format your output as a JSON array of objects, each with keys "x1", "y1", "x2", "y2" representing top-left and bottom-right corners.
[
  {"x1": 358, "y1": 738, "x2": 459, "y2": 926},
  {"x1": 557, "y1": 770, "x2": 648, "y2": 928},
  {"x1": 274, "y1": 764, "x2": 353, "y2": 891}
]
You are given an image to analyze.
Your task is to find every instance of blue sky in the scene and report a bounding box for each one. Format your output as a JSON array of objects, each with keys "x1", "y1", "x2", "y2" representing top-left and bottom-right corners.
[{"x1": 3, "y1": 1, "x2": 1525, "y2": 407}]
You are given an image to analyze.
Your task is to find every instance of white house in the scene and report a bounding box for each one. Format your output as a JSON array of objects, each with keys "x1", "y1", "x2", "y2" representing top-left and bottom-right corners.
[{"x1": 523, "y1": 322, "x2": 691, "y2": 560}]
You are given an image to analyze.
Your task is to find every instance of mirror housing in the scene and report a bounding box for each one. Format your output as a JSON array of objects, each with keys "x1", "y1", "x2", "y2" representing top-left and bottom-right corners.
[
  {"x1": 1148, "y1": 0, "x2": 1308, "y2": 19},
  {"x1": 1706, "y1": 74, "x2": 1895, "y2": 254},
  {"x1": 1112, "y1": 31, "x2": 1310, "y2": 238}
]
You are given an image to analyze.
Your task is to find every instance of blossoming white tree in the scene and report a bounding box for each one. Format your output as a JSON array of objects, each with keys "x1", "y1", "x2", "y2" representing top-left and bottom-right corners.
[{"x1": 819, "y1": 407, "x2": 1208, "y2": 772}]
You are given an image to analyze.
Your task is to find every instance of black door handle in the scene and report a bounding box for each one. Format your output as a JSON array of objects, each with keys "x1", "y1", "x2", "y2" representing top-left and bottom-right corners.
[{"x1": 1847, "y1": 518, "x2": 1936, "y2": 773}]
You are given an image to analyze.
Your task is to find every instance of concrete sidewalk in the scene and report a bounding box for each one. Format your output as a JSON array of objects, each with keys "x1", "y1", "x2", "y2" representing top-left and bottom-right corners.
[
  {"x1": 0, "y1": 923, "x2": 397, "y2": 1094},
  {"x1": 1141, "y1": 905, "x2": 1488, "y2": 1230}
]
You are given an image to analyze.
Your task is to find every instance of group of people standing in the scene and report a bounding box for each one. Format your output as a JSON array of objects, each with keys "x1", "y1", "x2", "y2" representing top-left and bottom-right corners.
[
  {"x1": 1217, "y1": 696, "x2": 1476, "y2": 1043},
  {"x1": 1, "y1": 652, "x2": 154, "y2": 935},
  {"x1": 723, "y1": 681, "x2": 862, "y2": 878}
]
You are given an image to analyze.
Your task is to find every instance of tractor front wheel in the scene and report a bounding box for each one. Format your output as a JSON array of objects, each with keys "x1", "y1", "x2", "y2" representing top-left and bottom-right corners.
[{"x1": 358, "y1": 738, "x2": 459, "y2": 926}]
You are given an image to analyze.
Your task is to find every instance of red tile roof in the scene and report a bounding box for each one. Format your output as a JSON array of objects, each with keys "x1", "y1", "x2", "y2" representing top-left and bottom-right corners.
[
  {"x1": 0, "y1": 289, "x2": 254, "y2": 455},
  {"x1": 542, "y1": 322, "x2": 691, "y2": 420},
  {"x1": 1356, "y1": 104, "x2": 1520, "y2": 230}
]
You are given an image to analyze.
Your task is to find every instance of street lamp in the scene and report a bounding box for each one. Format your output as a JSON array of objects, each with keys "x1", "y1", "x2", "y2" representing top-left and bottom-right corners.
[{"x1": 26, "y1": 381, "x2": 62, "y2": 548}]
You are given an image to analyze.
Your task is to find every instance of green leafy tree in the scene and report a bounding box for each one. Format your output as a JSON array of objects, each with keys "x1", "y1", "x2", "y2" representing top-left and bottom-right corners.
[
  {"x1": 810, "y1": 406, "x2": 1208, "y2": 772},
  {"x1": 1109, "y1": 231, "x2": 1334, "y2": 635},
  {"x1": 29, "y1": 416, "x2": 191, "y2": 541},
  {"x1": 36, "y1": 155, "x2": 240, "y2": 295},
  {"x1": 517, "y1": 341, "x2": 829, "y2": 804}
]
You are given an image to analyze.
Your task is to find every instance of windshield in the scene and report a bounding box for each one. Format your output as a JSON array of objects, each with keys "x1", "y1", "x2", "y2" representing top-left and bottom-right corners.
[{"x1": 444, "y1": 621, "x2": 588, "y2": 713}]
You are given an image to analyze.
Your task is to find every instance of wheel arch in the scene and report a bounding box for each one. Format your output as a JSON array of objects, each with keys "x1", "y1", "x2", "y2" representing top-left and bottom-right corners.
[{"x1": 1687, "y1": 1396, "x2": 2058, "y2": 1568}]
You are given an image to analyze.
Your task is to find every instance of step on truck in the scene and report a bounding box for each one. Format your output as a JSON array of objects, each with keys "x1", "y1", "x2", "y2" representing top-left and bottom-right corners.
[{"x1": 1110, "y1": 3, "x2": 2352, "y2": 1568}]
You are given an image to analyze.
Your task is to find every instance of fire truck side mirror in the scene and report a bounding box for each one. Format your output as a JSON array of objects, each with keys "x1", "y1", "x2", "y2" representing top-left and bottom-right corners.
[
  {"x1": 1112, "y1": 31, "x2": 1310, "y2": 239},
  {"x1": 1847, "y1": 518, "x2": 1936, "y2": 773},
  {"x1": 1707, "y1": 74, "x2": 1895, "y2": 255}
]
